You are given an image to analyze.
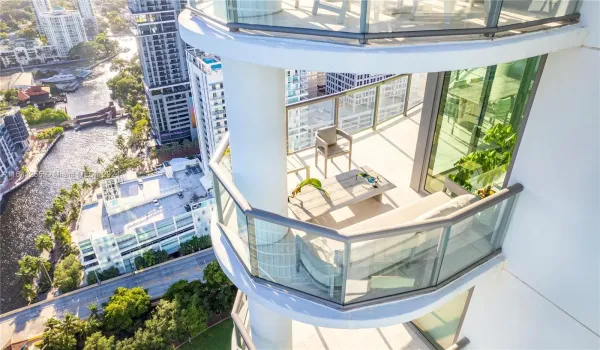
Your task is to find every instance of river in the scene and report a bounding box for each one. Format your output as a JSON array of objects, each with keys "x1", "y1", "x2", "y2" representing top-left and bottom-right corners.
[{"x1": 0, "y1": 36, "x2": 138, "y2": 313}]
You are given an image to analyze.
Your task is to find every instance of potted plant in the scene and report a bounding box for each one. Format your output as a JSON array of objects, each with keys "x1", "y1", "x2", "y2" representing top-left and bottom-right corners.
[
  {"x1": 449, "y1": 124, "x2": 517, "y2": 225},
  {"x1": 288, "y1": 178, "x2": 329, "y2": 202}
]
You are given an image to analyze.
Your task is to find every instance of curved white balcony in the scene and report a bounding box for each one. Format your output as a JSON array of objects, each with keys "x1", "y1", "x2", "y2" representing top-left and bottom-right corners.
[
  {"x1": 178, "y1": 7, "x2": 587, "y2": 74},
  {"x1": 209, "y1": 123, "x2": 520, "y2": 327},
  {"x1": 187, "y1": 0, "x2": 582, "y2": 45}
]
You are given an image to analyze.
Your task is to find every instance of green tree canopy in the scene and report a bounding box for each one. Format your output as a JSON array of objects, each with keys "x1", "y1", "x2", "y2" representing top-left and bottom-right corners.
[
  {"x1": 41, "y1": 313, "x2": 86, "y2": 350},
  {"x1": 54, "y1": 254, "x2": 82, "y2": 293},
  {"x1": 35, "y1": 233, "x2": 54, "y2": 253},
  {"x1": 17, "y1": 26, "x2": 38, "y2": 39},
  {"x1": 102, "y1": 287, "x2": 151, "y2": 335},
  {"x1": 106, "y1": 57, "x2": 145, "y2": 108},
  {"x1": 23, "y1": 106, "x2": 70, "y2": 126},
  {"x1": 69, "y1": 41, "x2": 105, "y2": 60},
  {"x1": 52, "y1": 221, "x2": 72, "y2": 246},
  {"x1": 1, "y1": 88, "x2": 18, "y2": 105},
  {"x1": 83, "y1": 332, "x2": 115, "y2": 350}
]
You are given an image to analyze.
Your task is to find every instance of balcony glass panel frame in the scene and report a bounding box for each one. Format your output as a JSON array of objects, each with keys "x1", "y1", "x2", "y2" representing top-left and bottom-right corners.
[
  {"x1": 286, "y1": 73, "x2": 415, "y2": 155},
  {"x1": 210, "y1": 132, "x2": 522, "y2": 307},
  {"x1": 188, "y1": 0, "x2": 580, "y2": 44}
]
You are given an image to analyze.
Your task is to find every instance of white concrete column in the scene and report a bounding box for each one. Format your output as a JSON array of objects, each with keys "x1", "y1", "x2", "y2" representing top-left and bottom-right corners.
[
  {"x1": 222, "y1": 58, "x2": 296, "y2": 285},
  {"x1": 222, "y1": 57, "x2": 290, "y2": 248},
  {"x1": 248, "y1": 298, "x2": 293, "y2": 350},
  {"x1": 222, "y1": 58, "x2": 288, "y2": 219}
]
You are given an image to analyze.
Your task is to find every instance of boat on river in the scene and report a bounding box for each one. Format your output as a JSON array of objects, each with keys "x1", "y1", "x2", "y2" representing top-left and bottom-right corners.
[
  {"x1": 75, "y1": 70, "x2": 93, "y2": 79},
  {"x1": 39, "y1": 73, "x2": 76, "y2": 84},
  {"x1": 56, "y1": 81, "x2": 80, "y2": 92}
]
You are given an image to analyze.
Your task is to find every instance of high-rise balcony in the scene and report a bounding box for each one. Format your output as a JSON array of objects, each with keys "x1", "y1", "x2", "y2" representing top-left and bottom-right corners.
[
  {"x1": 209, "y1": 68, "x2": 531, "y2": 312},
  {"x1": 230, "y1": 290, "x2": 437, "y2": 350},
  {"x1": 189, "y1": 0, "x2": 580, "y2": 44}
]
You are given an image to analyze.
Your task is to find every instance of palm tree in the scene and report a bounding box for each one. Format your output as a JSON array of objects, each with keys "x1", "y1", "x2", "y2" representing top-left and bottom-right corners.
[
  {"x1": 82, "y1": 165, "x2": 93, "y2": 179},
  {"x1": 35, "y1": 234, "x2": 54, "y2": 253},
  {"x1": 22, "y1": 283, "x2": 37, "y2": 303},
  {"x1": 52, "y1": 223, "x2": 71, "y2": 247},
  {"x1": 17, "y1": 255, "x2": 44, "y2": 281}
]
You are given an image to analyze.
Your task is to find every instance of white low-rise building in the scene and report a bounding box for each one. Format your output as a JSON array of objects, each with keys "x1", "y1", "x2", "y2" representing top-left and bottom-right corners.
[
  {"x1": 75, "y1": 158, "x2": 214, "y2": 275},
  {"x1": 0, "y1": 38, "x2": 58, "y2": 69}
]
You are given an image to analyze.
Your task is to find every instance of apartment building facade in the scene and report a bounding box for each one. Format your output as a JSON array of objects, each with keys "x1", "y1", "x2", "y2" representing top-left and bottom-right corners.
[
  {"x1": 0, "y1": 108, "x2": 30, "y2": 185},
  {"x1": 186, "y1": 49, "x2": 319, "y2": 171},
  {"x1": 326, "y1": 73, "x2": 410, "y2": 133},
  {"x1": 30, "y1": 0, "x2": 52, "y2": 36},
  {"x1": 186, "y1": 50, "x2": 226, "y2": 173},
  {"x1": 76, "y1": 0, "x2": 98, "y2": 38},
  {"x1": 0, "y1": 38, "x2": 58, "y2": 69},
  {"x1": 180, "y1": 1, "x2": 598, "y2": 349},
  {"x1": 40, "y1": 7, "x2": 87, "y2": 58},
  {"x1": 129, "y1": 0, "x2": 195, "y2": 145}
]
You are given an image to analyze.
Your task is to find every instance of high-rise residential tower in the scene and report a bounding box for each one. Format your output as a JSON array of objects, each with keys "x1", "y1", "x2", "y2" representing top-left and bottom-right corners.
[
  {"x1": 326, "y1": 73, "x2": 409, "y2": 133},
  {"x1": 76, "y1": 0, "x2": 98, "y2": 38},
  {"x1": 186, "y1": 49, "x2": 317, "y2": 172},
  {"x1": 129, "y1": 0, "x2": 194, "y2": 145},
  {"x1": 180, "y1": 1, "x2": 597, "y2": 349},
  {"x1": 39, "y1": 7, "x2": 87, "y2": 58},
  {"x1": 186, "y1": 50, "x2": 226, "y2": 173},
  {"x1": 0, "y1": 108, "x2": 30, "y2": 185},
  {"x1": 30, "y1": 0, "x2": 52, "y2": 36}
]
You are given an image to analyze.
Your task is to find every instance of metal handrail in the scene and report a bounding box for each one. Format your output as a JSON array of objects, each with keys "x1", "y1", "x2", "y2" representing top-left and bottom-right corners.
[
  {"x1": 285, "y1": 73, "x2": 413, "y2": 154},
  {"x1": 209, "y1": 135, "x2": 523, "y2": 244},
  {"x1": 286, "y1": 74, "x2": 409, "y2": 110},
  {"x1": 231, "y1": 290, "x2": 256, "y2": 350},
  {"x1": 187, "y1": 4, "x2": 580, "y2": 45}
]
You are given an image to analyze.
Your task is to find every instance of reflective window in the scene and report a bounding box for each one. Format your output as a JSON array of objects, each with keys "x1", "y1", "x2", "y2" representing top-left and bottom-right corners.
[{"x1": 425, "y1": 56, "x2": 542, "y2": 194}]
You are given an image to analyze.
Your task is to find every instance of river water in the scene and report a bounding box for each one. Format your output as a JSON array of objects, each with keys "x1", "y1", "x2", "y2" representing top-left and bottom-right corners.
[{"x1": 0, "y1": 36, "x2": 138, "y2": 313}]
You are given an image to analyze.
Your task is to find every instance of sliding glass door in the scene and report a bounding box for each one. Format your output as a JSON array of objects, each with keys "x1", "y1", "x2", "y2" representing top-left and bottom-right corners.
[{"x1": 424, "y1": 56, "x2": 542, "y2": 194}]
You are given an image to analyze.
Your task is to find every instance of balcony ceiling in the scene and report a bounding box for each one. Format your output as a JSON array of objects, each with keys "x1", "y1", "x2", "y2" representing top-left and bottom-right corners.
[{"x1": 179, "y1": 9, "x2": 586, "y2": 74}]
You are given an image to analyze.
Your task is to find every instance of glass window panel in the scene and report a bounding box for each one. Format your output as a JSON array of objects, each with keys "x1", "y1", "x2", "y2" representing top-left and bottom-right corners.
[
  {"x1": 338, "y1": 87, "x2": 376, "y2": 134},
  {"x1": 156, "y1": 217, "x2": 176, "y2": 235},
  {"x1": 287, "y1": 98, "x2": 335, "y2": 153},
  {"x1": 137, "y1": 226, "x2": 157, "y2": 243},
  {"x1": 179, "y1": 231, "x2": 196, "y2": 243},
  {"x1": 345, "y1": 228, "x2": 442, "y2": 304},
  {"x1": 220, "y1": 0, "x2": 361, "y2": 33},
  {"x1": 175, "y1": 214, "x2": 194, "y2": 228},
  {"x1": 498, "y1": 0, "x2": 579, "y2": 26},
  {"x1": 408, "y1": 72, "x2": 427, "y2": 110},
  {"x1": 161, "y1": 238, "x2": 180, "y2": 254},
  {"x1": 250, "y1": 217, "x2": 345, "y2": 304},
  {"x1": 216, "y1": 178, "x2": 251, "y2": 271},
  {"x1": 437, "y1": 197, "x2": 513, "y2": 282},
  {"x1": 425, "y1": 57, "x2": 541, "y2": 194},
  {"x1": 366, "y1": 0, "x2": 490, "y2": 34},
  {"x1": 117, "y1": 235, "x2": 138, "y2": 250},
  {"x1": 376, "y1": 76, "x2": 408, "y2": 124},
  {"x1": 412, "y1": 288, "x2": 472, "y2": 349}
]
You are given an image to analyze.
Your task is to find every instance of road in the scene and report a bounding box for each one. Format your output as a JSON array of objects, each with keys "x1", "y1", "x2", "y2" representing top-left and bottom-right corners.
[{"x1": 0, "y1": 249, "x2": 215, "y2": 346}]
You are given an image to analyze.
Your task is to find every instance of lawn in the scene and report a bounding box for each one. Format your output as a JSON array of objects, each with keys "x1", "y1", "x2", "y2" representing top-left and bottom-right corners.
[{"x1": 179, "y1": 319, "x2": 233, "y2": 350}]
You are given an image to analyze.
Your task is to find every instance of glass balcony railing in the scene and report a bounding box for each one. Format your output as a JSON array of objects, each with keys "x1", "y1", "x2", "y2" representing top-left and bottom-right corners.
[
  {"x1": 189, "y1": 0, "x2": 580, "y2": 44},
  {"x1": 210, "y1": 133, "x2": 522, "y2": 306},
  {"x1": 286, "y1": 74, "x2": 413, "y2": 153}
]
